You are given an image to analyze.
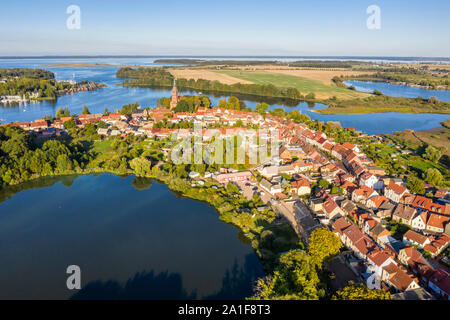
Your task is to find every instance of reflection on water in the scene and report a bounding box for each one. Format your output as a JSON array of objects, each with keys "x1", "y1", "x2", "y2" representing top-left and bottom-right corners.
[
  {"x1": 0, "y1": 174, "x2": 264, "y2": 299},
  {"x1": 70, "y1": 253, "x2": 263, "y2": 300}
]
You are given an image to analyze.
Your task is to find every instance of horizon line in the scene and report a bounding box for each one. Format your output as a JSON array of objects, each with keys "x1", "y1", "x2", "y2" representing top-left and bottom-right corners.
[{"x1": 0, "y1": 55, "x2": 449, "y2": 60}]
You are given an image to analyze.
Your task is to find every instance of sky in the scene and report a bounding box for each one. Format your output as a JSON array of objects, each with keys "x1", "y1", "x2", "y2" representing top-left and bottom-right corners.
[{"x1": 0, "y1": 0, "x2": 449, "y2": 57}]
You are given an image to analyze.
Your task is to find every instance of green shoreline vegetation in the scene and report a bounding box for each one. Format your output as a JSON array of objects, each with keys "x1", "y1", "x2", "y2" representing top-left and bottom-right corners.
[
  {"x1": 342, "y1": 67, "x2": 450, "y2": 90},
  {"x1": 0, "y1": 68, "x2": 105, "y2": 101},
  {"x1": 116, "y1": 67, "x2": 450, "y2": 115}
]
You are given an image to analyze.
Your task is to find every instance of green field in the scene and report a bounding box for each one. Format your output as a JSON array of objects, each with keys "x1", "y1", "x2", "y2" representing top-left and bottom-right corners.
[{"x1": 214, "y1": 70, "x2": 366, "y2": 99}]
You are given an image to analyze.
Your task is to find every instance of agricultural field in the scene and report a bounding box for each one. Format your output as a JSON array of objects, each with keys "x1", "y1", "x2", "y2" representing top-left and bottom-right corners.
[
  {"x1": 168, "y1": 68, "x2": 253, "y2": 85},
  {"x1": 212, "y1": 69, "x2": 369, "y2": 99}
]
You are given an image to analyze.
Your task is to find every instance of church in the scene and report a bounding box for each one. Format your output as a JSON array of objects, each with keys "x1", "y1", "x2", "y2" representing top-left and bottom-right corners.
[{"x1": 170, "y1": 79, "x2": 182, "y2": 109}]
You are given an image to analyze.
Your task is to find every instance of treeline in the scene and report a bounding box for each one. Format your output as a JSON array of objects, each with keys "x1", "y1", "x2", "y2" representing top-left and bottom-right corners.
[
  {"x1": 0, "y1": 126, "x2": 92, "y2": 187},
  {"x1": 117, "y1": 68, "x2": 306, "y2": 101},
  {"x1": 321, "y1": 93, "x2": 450, "y2": 114},
  {"x1": 157, "y1": 95, "x2": 212, "y2": 113},
  {"x1": 116, "y1": 67, "x2": 173, "y2": 86},
  {"x1": 289, "y1": 60, "x2": 355, "y2": 68},
  {"x1": 0, "y1": 68, "x2": 54, "y2": 80},
  {"x1": 153, "y1": 59, "x2": 276, "y2": 66},
  {"x1": 344, "y1": 70, "x2": 450, "y2": 88}
]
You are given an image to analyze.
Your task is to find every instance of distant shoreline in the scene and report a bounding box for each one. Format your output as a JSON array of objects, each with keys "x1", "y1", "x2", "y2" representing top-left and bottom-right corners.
[{"x1": 1, "y1": 55, "x2": 450, "y2": 62}]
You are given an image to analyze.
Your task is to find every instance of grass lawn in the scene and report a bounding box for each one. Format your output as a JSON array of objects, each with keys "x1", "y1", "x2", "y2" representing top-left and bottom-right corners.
[
  {"x1": 214, "y1": 70, "x2": 367, "y2": 99},
  {"x1": 92, "y1": 140, "x2": 112, "y2": 153}
]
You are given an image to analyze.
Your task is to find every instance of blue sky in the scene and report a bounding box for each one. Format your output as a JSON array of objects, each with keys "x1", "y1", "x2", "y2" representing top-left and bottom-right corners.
[{"x1": 0, "y1": 0, "x2": 449, "y2": 56}]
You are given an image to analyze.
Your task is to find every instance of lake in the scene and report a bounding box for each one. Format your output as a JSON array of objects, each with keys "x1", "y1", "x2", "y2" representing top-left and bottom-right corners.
[
  {"x1": 0, "y1": 174, "x2": 264, "y2": 300},
  {"x1": 344, "y1": 80, "x2": 450, "y2": 102},
  {"x1": 0, "y1": 57, "x2": 449, "y2": 134}
]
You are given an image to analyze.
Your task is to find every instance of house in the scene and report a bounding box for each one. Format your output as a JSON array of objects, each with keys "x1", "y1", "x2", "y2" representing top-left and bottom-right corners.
[
  {"x1": 384, "y1": 182, "x2": 408, "y2": 203},
  {"x1": 332, "y1": 217, "x2": 352, "y2": 238},
  {"x1": 292, "y1": 160, "x2": 313, "y2": 173},
  {"x1": 359, "y1": 172, "x2": 379, "y2": 189},
  {"x1": 392, "y1": 204, "x2": 417, "y2": 226},
  {"x1": 260, "y1": 178, "x2": 282, "y2": 195},
  {"x1": 367, "y1": 249, "x2": 396, "y2": 277},
  {"x1": 376, "y1": 202, "x2": 396, "y2": 219},
  {"x1": 370, "y1": 223, "x2": 392, "y2": 244},
  {"x1": 423, "y1": 234, "x2": 450, "y2": 257},
  {"x1": 259, "y1": 166, "x2": 279, "y2": 179},
  {"x1": 354, "y1": 235, "x2": 377, "y2": 259},
  {"x1": 215, "y1": 171, "x2": 252, "y2": 184},
  {"x1": 290, "y1": 178, "x2": 311, "y2": 196},
  {"x1": 341, "y1": 181, "x2": 358, "y2": 195},
  {"x1": 97, "y1": 128, "x2": 110, "y2": 136},
  {"x1": 412, "y1": 195, "x2": 446, "y2": 214},
  {"x1": 366, "y1": 195, "x2": 389, "y2": 210},
  {"x1": 398, "y1": 246, "x2": 432, "y2": 271},
  {"x1": 411, "y1": 211, "x2": 428, "y2": 232},
  {"x1": 278, "y1": 164, "x2": 295, "y2": 176},
  {"x1": 403, "y1": 230, "x2": 431, "y2": 248},
  {"x1": 428, "y1": 269, "x2": 450, "y2": 300},
  {"x1": 425, "y1": 213, "x2": 449, "y2": 234},
  {"x1": 381, "y1": 262, "x2": 420, "y2": 292},
  {"x1": 342, "y1": 142, "x2": 360, "y2": 153},
  {"x1": 352, "y1": 186, "x2": 378, "y2": 204},
  {"x1": 310, "y1": 198, "x2": 324, "y2": 212},
  {"x1": 340, "y1": 199, "x2": 357, "y2": 216},
  {"x1": 323, "y1": 198, "x2": 344, "y2": 220}
]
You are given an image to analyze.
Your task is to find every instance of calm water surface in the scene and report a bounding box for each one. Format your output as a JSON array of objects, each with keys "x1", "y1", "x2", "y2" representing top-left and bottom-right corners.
[
  {"x1": 344, "y1": 80, "x2": 450, "y2": 102},
  {"x1": 0, "y1": 174, "x2": 264, "y2": 299}
]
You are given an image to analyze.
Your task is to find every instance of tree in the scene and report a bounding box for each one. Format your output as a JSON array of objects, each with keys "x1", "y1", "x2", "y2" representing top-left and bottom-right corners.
[
  {"x1": 373, "y1": 89, "x2": 383, "y2": 96},
  {"x1": 333, "y1": 281, "x2": 391, "y2": 300},
  {"x1": 55, "y1": 107, "x2": 64, "y2": 119},
  {"x1": 318, "y1": 179, "x2": 330, "y2": 189},
  {"x1": 226, "y1": 183, "x2": 239, "y2": 194},
  {"x1": 104, "y1": 107, "x2": 110, "y2": 116},
  {"x1": 424, "y1": 168, "x2": 443, "y2": 186},
  {"x1": 423, "y1": 145, "x2": 442, "y2": 162},
  {"x1": 129, "y1": 157, "x2": 151, "y2": 177},
  {"x1": 64, "y1": 119, "x2": 76, "y2": 130},
  {"x1": 251, "y1": 249, "x2": 319, "y2": 300},
  {"x1": 82, "y1": 105, "x2": 91, "y2": 115},
  {"x1": 255, "y1": 102, "x2": 269, "y2": 115},
  {"x1": 308, "y1": 228, "x2": 342, "y2": 267},
  {"x1": 407, "y1": 176, "x2": 425, "y2": 194}
]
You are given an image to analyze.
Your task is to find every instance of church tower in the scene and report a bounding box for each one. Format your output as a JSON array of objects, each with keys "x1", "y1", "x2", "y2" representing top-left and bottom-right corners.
[{"x1": 170, "y1": 79, "x2": 179, "y2": 109}]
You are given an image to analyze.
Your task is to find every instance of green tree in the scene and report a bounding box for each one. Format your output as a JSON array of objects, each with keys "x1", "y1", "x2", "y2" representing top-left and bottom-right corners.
[
  {"x1": 82, "y1": 105, "x2": 91, "y2": 115},
  {"x1": 63, "y1": 119, "x2": 76, "y2": 130},
  {"x1": 251, "y1": 249, "x2": 319, "y2": 300},
  {"x1": 407, "y1": 176, "x2": 425, "y2": 194},
  {"x1": 308, "y1": 227, "x2": 343, "y2": 267},
  {"x1": 424, "y1": 168, "x2": 443, "y2": 186},
  {"x1": 333, "y1": 282, "x2": 391, "y2": 300},
  {"x1": 423, "y1": 145, "x2": 443, "y2": 162},
  {"x1": 130, "y1": 157, "x2": 151, "y2": 177}
]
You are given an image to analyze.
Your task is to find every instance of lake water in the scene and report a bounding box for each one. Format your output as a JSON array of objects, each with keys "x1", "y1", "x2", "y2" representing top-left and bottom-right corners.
[
  {"x1": 344, "y1": 80, "x2": 450, "y2": 102},
  {"x1": 0, "y1": 174, "x2": 264, "y2": 300},
  {"x1": 0, "y1": 57, "x2": 449, "y2": 135}
]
